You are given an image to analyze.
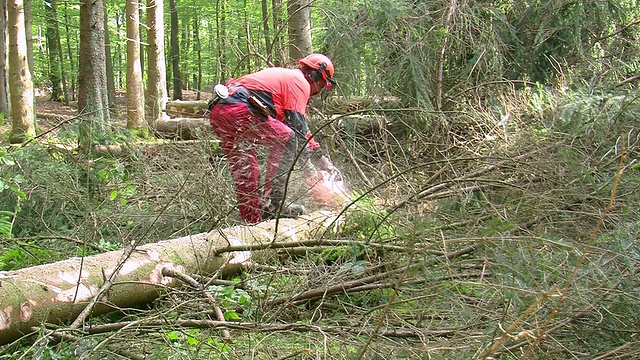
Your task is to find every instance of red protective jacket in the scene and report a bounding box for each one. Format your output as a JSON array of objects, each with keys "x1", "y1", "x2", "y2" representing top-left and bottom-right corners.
[{"x1": 226, "y1": 67, "x2": 320, "y2": 150}]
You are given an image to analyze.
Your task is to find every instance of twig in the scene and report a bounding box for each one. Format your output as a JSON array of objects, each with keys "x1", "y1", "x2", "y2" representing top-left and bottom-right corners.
[
  {"x1": 161, "y1": 266, "x2": 232, "y2": 342},
  {"x1": 161, "y1": 267, "x2": 203, "y2": 290},
  {"x1": 267, "y1": 244, "x2": 478, "y2": 307},
  {"x1": 519, "y1": 136, "x2": 628, "y2": 359},
  {"x1": 356, "y1": 252, "x2": 415, "y2": 359},
  {"x1": 329, "y1": 122, "x2": 374, "y2": 188},
  {"x1": 31, "y1": 326, "x2": 145, "y2": 360},
  {"x1": 68, "y1": 243, "x2": 134, "y2": 329},
  {"x1": 68, "y1": 169, "x2": 192, "y2": 329}
]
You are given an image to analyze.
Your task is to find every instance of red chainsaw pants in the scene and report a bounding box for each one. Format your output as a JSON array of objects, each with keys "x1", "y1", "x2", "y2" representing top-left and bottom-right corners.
[{"x1": 209, "y1": 103, "x2": 295, "y2": 223}]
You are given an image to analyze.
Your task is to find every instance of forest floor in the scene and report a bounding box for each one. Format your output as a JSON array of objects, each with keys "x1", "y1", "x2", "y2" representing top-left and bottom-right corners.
[{"x1": 1, "y1": 88, "x2": 204, "y2": 139}]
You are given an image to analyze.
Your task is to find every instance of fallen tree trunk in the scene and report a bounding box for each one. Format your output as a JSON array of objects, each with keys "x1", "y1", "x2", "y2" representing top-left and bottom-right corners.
[
  {"x1": 153, "y1": 117, "x2": 212, "y2": 140},
  {"x1": 0, "y1": 211, "x2": 338, "y2": 345},
  {"x1": 165, "y1": 100, "x2": 208, "y2": 118}
]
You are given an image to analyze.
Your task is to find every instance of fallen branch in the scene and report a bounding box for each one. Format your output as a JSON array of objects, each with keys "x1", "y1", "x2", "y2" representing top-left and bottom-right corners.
[{"x1": 82, "y1": 318, "x2": 458, "y2": 339}]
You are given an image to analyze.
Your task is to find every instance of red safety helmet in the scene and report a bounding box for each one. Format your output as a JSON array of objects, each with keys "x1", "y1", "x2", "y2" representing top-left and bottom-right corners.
[{"x1": 299, "y1": 53, "x2": 335, "y2": 90}]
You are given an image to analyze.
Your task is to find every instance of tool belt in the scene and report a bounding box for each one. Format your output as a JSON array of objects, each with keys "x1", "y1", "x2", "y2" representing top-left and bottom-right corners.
[{"x1": 207, "y1": 84, "x2": 270, "y2": 118}]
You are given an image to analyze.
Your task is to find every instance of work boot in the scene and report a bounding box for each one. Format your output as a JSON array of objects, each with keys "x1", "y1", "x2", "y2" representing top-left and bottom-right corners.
[{"x1": 262, "y1": 203, "x2": 306, "y2": 220}]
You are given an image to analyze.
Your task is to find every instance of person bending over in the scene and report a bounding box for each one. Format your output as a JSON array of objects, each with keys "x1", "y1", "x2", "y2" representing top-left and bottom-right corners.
[{"x1": 208, "y1": 53, "x2": 337, "y2": 223}]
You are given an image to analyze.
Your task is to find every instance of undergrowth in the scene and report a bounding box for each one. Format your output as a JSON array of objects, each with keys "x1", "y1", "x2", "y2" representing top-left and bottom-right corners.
[{"x1": 1, "y1": 85, "x2": 639, "y2": 359}]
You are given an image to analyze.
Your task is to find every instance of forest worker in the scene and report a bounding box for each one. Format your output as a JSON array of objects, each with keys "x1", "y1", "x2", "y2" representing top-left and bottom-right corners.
[{"x1": 208, "y1": 53, "x2": 338, "y2": 224}]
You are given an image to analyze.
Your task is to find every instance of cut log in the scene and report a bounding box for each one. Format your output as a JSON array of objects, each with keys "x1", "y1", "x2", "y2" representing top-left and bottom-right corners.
[
  {"x1": 165, "y1": 100, "x2": 208, "y2": 118},
  {"x1": 153, "y1": 117, "x2": 211, "y2": 140},
  {"x1": 0, "y1": 211, "x2": 339, "y2": 345}
]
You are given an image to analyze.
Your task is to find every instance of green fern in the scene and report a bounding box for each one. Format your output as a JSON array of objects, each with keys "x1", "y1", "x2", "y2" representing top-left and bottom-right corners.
[{"x1": 0, "y1": 210, "x2": 13, "y2": 238}]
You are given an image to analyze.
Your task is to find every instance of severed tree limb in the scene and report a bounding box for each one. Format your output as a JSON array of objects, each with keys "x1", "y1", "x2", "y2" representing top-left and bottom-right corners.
[
  {"x1": 68, "y1": 242, "x2": 137, "y2": 330},
  {"x1": 267, "y1": 244, "x2": 478, "y2": 307},
  {"x1": 81, "y1": 318, "x2": 461, "y2": 339},
  {"x1": 162, "y1": 266, "x2": 232, "y2": 341}
]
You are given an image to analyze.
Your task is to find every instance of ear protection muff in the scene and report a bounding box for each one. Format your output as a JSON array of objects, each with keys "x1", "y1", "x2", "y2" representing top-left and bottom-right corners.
[
  {"x1": 308, "y1": 69, "x2": 323, "y2": 83},
  {"x1": 304, "y1": 62, "x2": 334, "y2": 90}
]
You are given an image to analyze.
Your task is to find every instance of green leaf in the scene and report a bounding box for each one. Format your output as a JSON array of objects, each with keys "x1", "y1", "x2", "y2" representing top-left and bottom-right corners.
[
  {"x1": 224, "y1": 310, "x2": 240, "y2": 321},
  {"x1": 109, "y1": 190, "x2": 118, "y2": 200},
  {"x1": 186, "y1": 336, "x2": 199, "y2": 346},
  {"x1": 0, "y1": 156, "x2": 14, "y2": 166}
]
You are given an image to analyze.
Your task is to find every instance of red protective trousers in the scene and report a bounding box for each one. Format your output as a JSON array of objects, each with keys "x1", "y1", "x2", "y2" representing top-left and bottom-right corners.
[{"x1": 209, "y1": 102, "x2": 294, "y2": 223}]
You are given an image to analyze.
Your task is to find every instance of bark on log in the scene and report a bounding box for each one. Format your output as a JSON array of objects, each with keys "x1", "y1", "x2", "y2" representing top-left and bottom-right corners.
[
  {"x1": 153, "y1": 117, "x2": 211, "y2": 140},
  {"x1": 165, "y1": 100, "x2": 208, "y2": 118},
  {"x1": 0, "y1": 211, "x2": 339, "y2": 345}
]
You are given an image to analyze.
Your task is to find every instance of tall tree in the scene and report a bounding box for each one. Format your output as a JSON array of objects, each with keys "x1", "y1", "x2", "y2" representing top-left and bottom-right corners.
[
  {"x1": 215, "y1": 0, "x2": 227, "y2": 82},
  {"x1": 287, "y1": 0, "x2": 312, "y2": 62},
  {"x1": 193, "y1": 13, "x2": 202, "y2": 99},
  {"x1": 104, "y1": 5, "x2": 116, "y2": 114},
  {"x1": 77, "y1": 0, "x2": 110, "y2": 143},
  {"x1": 0, "y1": 0, "x2": 10, "y2": 115},
  {"x1": 23, "y1": 0, "x2": 32, "y2": 81},
  {"x1": 45, "y1": 0, "x2": 64, "y2": 102},
  {"x1": 125, "y1": 0, "x2": 146, "y2": 131},
  {"x1": 115, "y1": 9, "x2": 123, "y2": 88},
  {"x1": 261, "y1": 0, "x2": 272, "y2": 63},
  {"x1": 63, "y1": 1, "x2": 77, "y2": 100},
  {"x1": 7, "y1": 0, "x2": 35, "y2": 143},
  {"x1": 272, "y1": 0, "x2": 286, "y2": 66},
  {"x1": 169, "y1": 0, "x2": 182, "y2": 99},
  {"x1": 146, "y1": 0, "x2": 168, "y2": 126}
]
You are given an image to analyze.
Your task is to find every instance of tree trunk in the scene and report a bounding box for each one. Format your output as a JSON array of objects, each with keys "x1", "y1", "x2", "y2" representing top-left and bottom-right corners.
[
  {"x1": 169, "y1": 0, "x2": 182, "y2": 100},
  {"x1": 287, "y1": 0, "x2": 312, "y2": 62},
  {"x1": 0, "y1": 212, "x2": 338, "y2": 345},
  {"x1": 146, "y1": 0, "x2": 168, "y2": 127},
  {"x1": 216, "y1": 0, "x2": 227, "y2": 82},
  {"x1": 7, "y1": 0, "x2": 35, "y2": 143},
  {"x1": 115, "y1": 10, "x2": 123, "y2": 89},
  {"x1": 154, "y1": 117, "x2": 211, "y2": 140},
  {"x1": 104, "y1": 6, "x2": 116, "y2": 114},
  {"x1": 193, "y1": 13, "x2": 202, "y2": 100},
  {"x1": 126, "y1": 0, "x2": 146, "y2": 131},
  {"x1": 45, "y1": 0, "x2": 64, "y2": 102},
  {"x1": 78, "y1": 0, "x2": 110, "y2": 142},
  {"x1": 63, "y1": 1, "x2": 76, "y2": 100},
  {"x1": 165, "y1": 99, "x2": 208, "y2": 117},
  {"x1": 0, "y1": 0, "x2": 11, "y2": 114},
  {"x1": 261, "y1": 0, "x2": 272, "y2": 63},
  {"x1": 272, "y1": 0, "x2": 286, "y2": 66}
]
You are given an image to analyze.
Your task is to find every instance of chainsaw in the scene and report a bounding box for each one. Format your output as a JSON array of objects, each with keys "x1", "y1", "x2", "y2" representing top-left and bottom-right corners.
[{"x1": 306, "y1": 168, "x2": 350, "y2": 207}]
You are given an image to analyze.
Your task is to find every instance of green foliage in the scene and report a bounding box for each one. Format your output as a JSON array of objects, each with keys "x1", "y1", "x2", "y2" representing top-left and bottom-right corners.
[
  {"x1": 0, "y1": 147, "x2": 26, "y2": 238},
  {"x1": 0, "y1": 241, "x2": 69, "y2": 271},
  {"x1": 340, "y1": 192, "x2": 396, "y2": 242},
  {"x1": 208, "y1": 283, "x2": 255, "y2": 320}
]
